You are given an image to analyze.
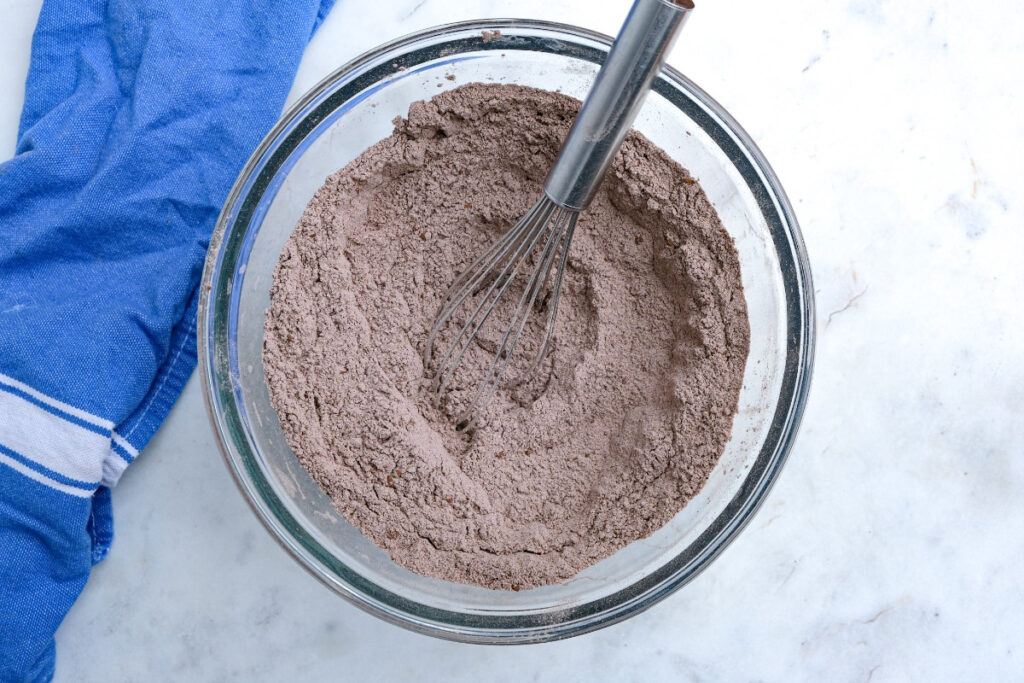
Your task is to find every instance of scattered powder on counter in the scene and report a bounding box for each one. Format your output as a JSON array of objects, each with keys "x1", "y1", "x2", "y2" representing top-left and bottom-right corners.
[{"x1": 263, "y1": 83, "x2": 750, "y2": 590}]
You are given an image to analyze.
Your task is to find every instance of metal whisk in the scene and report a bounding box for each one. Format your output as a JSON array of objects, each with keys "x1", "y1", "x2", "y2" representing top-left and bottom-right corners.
[{"x1": 425, "y1": 0, "x2": 694, "y2": 429}]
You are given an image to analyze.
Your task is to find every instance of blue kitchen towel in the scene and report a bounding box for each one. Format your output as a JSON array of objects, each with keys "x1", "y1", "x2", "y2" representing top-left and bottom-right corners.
[{"x1": 0, "y1": 0, "x2": 335, "y2": 679}]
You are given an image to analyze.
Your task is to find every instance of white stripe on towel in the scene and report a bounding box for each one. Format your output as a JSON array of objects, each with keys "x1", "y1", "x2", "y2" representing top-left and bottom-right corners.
[
  {"x1": 0, "y1": 386, "x2": 108, "y2": 488},
  {"x1": 112, "y1": 432, "x2": 139, "y2": 458},
  {"x1": 0, "y1": 452, "x2": 94, "y2": 498},
  {"x1": 0, "y1": 372, "x2": 114, "y2": 430}
]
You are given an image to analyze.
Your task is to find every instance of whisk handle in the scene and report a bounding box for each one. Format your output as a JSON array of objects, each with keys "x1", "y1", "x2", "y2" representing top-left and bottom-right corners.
[{"x1": 543, "y1": 0, "x2": 693, "y2": 210}]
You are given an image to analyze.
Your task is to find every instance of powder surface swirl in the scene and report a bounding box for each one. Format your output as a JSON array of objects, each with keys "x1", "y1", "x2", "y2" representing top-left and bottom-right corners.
[{"x1": 263, "y1": 84, "x2": 750, "y2": 589}]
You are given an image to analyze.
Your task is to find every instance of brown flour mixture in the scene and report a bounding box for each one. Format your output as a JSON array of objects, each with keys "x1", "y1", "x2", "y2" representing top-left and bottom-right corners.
[{"x1": 263, "y1": 83, "x2": 749, "y2": 589}]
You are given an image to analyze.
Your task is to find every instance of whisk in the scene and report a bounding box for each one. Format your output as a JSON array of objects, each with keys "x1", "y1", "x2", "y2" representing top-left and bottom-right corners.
[{"x1": 424, "y1": 0, "x2": 694, "y2": 429}]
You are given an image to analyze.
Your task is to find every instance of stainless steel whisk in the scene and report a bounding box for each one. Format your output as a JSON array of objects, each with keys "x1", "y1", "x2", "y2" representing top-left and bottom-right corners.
[{"x1": 424, "y1": 0, "x2": 694, "y2": 429}]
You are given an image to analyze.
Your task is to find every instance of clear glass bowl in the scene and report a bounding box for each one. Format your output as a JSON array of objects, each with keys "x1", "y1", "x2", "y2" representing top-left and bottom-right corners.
[{"x1": 199, "y1": 19, "x2": 814, "y2": 643}]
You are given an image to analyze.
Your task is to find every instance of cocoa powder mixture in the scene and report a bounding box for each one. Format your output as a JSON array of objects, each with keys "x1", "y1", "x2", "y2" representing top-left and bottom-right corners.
[{"x1": 263, "y1": 83, "x2": 749, "y2": 589}]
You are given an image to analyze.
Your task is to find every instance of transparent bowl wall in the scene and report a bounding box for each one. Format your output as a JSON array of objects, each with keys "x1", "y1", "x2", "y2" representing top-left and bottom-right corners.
[{"x1": 200, "y1": 20, "x2": 814, "y2": 643}]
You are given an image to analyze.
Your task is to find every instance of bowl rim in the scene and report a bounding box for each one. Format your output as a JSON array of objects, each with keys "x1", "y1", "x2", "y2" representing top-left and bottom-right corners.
[{"x1": 198, "y1": 17, "x2": 815, "y2": 644}]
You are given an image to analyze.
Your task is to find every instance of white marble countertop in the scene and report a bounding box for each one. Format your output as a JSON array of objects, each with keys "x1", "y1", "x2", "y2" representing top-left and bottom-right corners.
[{"x1": 3, "y1": 0, "x2": 1023, "y2": 680}]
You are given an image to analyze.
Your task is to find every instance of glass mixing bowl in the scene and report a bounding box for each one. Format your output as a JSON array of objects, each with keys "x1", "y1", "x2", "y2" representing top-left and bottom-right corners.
[{"x1": 199, "y1": 19, "x2": 814, "y2": 643}]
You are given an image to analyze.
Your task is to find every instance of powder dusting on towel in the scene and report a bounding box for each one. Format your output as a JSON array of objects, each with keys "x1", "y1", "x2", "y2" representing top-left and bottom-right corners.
[{"x1": 263, "y1": 84, "x2": 749, "y2": 589}]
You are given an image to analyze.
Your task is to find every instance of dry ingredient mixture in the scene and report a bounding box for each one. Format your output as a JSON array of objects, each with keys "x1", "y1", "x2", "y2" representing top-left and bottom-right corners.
[{"x1": 263, "y1": 83, "x2": 749, "y2": 590}]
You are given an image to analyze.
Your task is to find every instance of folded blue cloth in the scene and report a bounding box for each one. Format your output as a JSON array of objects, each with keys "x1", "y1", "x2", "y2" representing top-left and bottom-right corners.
[{"x1": 0, "y1": 1, "x2": 334, "y2": 679}]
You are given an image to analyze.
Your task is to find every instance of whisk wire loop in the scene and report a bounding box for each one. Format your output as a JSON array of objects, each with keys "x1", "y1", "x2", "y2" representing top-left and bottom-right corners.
[
  {"x1": 424, "y1": 197, "x2": 578, "y2": 427},
  {"x1": 429, "y1": 199, "x2": 557, "y2": 398},
  {"x1": 458, "y1": 206, "x2": 576, "y2": 429},
  {"x1": 525, "y1": 217, "x2": 577, "y2": 379}
]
